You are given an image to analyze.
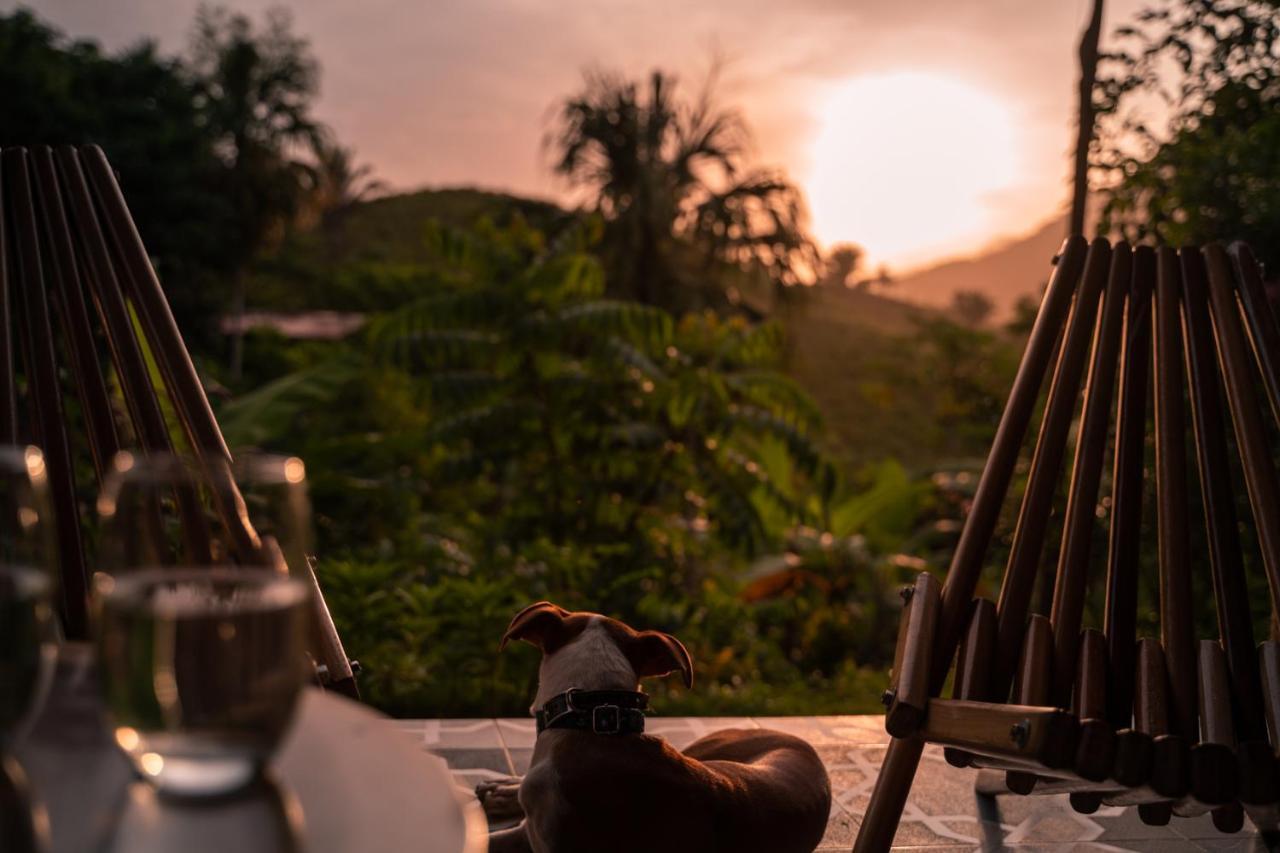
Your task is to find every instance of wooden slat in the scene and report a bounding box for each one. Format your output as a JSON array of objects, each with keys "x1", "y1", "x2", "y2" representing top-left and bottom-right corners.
[
  {"x1": 51, "y1": 147, "x2": 172, "y2": 454},
  {"x1": 2, "y1": 149, "x2": 89, "y2": 638},
  {"x1": 1203, "y1": 245, "x2": 1280, "y2": 637},
  {"x1": 51, "y1": 147, "x2": 213, "y2": 566},
  {"x1": 1104, "y1": 247, "x2": 1152, "y2": 729},
  {"x1": 1072, "y1": 628, "x2": 1114, "y2": 782},
  {"x1": 1153, "y1": 247, "x2": 1197, "y2": 744},
  {"x1": 945, "y1": 597, "x2": 996, "y2": 768},
  {"x1": 922, "y1": 698, "x2": 1078, "y2": 770},
  {"x1": 933, "y1": 236, "x2": 1091, "y2": 689},
  {"x1": 885, "y1": 572, "x2": 940, "y2": 738},
  {"x1": 1261, "y1": 641, "x2": 1280, "y2": 755},
  {"x1": 855, "y1": 239, "x2": 1090, "y2": 853},
  {"x1": 1008, "y1": 614, "x2": 1055, "y2": 793},
  {"x1": 81, "y1": 145, "x2": 230, "y2": 464},
  {"x1": 994, "y1": 238, "x2": 1109, "y2": 698},
  {"x1": 28, "y1": 146, "x2": 120, "y2": 483},
  {"x1": 1050, "y1": 243, "x2": 1129, "y2": 708},
  {"x1": 1180, "y1": 248, "x2": 1265, "y2": 741},
  {"x1": 1230, "y1": 241, "x2": 1280, "y2": 425},
  {"x1": 0, "y1": 150, "x2": 16, "y2": 444},
  {"x1": 1189, "y1": 641, "x2": 1237, "y2": 806},
  {"x1": 1212, "y1": 802, "x2": 1245, "y2": 834},
  {"x1": 1134, "y1": 638, "x2": 1187, "y2": 799},
  {"x1": 79, "y1": 148, "x2": 357, "y2": 697}
]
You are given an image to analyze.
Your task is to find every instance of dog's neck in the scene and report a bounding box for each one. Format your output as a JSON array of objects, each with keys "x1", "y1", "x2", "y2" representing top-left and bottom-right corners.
[{"x1": 533, "y1": 617, "x2": 640, "y2": 711}]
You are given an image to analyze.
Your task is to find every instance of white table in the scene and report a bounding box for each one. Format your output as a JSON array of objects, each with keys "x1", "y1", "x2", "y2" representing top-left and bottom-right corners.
[{"x1": 14, "y1": 645, "x2": 487, "y2": 853}]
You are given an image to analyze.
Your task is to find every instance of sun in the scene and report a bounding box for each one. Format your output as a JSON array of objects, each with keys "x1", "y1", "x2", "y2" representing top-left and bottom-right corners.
[{"x1": 805, "y1": 71, "x2": 1021, "y2": 271}]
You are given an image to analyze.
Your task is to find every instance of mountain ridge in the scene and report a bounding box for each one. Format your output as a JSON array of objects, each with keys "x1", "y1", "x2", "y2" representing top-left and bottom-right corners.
[{"x1": 885, "y1": 217, "x2": 1067, "y2": 320}]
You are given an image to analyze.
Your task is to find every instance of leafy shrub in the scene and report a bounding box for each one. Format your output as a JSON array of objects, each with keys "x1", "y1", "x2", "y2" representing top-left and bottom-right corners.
[{"x1": 224, "y1": 217, "x2": 986, "y2": 718}]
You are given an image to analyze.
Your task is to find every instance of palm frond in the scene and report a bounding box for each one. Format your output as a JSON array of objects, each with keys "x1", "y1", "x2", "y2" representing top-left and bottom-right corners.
[
  {"x1": 426, "y1": 400, "x2": 538, "y2": 444},
  {"x1": 724, "y1": 405, "x2": 825, "y2": 479},
  {"x1": 218, "y1": 356, "x2": 360, "y2": 448},
  {"x1": 725, "y1": 370, "x2": 823, "y2": 429},
  {"x1": 526, "y1": 300, "x2": 673, "y2": 348},
  {"x1": 692, "y1": 448, "x2": 766, "y2": 554},
  {"x1": 422, "y1": 370, "x2": 504, "y2": 405},
  {"x1": 598, "y1": 337, "x2": 666, "y2": 380}
]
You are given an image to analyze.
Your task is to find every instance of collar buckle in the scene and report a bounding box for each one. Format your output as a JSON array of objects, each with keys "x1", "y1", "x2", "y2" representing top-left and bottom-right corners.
[
  {"x1": 591, "y1": 704, "x2": 622, "y2": 735},
  {"x1": 535, "y1": 689, "x2": 647, "y2": 736}
]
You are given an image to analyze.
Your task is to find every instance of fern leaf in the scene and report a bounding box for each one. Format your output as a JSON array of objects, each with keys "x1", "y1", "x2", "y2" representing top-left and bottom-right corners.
[{"x1": 218, "y1": 357, "x2": 360, "y2": 448}]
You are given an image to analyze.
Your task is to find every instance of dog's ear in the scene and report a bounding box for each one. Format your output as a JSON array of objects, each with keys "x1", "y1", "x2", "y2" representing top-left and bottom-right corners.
[
  {"x1": 499, "y1": 601, "x2": 571, "y2": 651},
  {"x1": 626, "y1": 631, "x2": 694, "y2": 688}
]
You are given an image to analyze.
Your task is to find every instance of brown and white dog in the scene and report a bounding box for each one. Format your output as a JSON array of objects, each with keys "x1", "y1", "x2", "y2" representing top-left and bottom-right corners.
[{"x1": 480, "y1": 602, "x2": 831, "y2": 853}]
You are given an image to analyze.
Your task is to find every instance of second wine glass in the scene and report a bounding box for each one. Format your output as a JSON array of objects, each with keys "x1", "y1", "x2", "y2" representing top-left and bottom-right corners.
[{"x1": 93, "y1": 452, "x2": 314, "y2": 798}]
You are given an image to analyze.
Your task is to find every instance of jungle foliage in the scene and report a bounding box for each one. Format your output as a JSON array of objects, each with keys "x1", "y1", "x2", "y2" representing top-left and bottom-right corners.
[
  {"x1": 3, "y1": 4, "x2": 1147, "y2": 717},
  {"x1": 1096, "y1": 0, "x2": 1280, "y2": 269},
  {"x1": 220, "y1": 216, "x2": 993, "y2": 716}
]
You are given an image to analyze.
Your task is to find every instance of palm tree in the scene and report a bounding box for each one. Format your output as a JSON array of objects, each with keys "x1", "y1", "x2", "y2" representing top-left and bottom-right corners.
[
  {"x1": 821, "y1": 244, "x2": 863, "y2": 288},
  {"x1": 309, "y1": 134, "x2": 386, "y2": 228},
  {"x1": 225, "y1": 218, "x2": 834, "y2": 561},
  {"x1": 1071, "y1": 0, "x2": 1105, "y2": 236},
  {"x1": 188, "y1": 4, "x2": 321, "y2": 377},
  {"x1": 549, "y1": 69, "x2": 817, "y2": 312}
]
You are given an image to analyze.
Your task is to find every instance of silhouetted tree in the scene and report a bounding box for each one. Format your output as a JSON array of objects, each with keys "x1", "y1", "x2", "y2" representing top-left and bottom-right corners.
[
  {"x1": 853, "y1": 265, "x2": 894, "y2": 294},
  {"x1": 821, "y1": 244, "x2": 863, "y2": 288},
  {"x1": 951, "y1": 290, "x2": 994, "y2": 328},
  {"x1": 1071, "y1": 0, "x2": 1106, "y2": 236},
  {"x1": 188, "y1": 4, "x2": 322, "y2": 375},
  {"x1": 0, "y1": 9, "x2": 232, "y2": 344},
  {"x1": 1005, "y1": 292, "x2": 1042, "y2": 337},
  {"x1": 306, "y1": 133, "x2": 386, "y2": 229},
  {"x1": 1096, "y1": 0, "x2": 1280, "y2": 269},
  {"x1": 549, "y1": 69, "x2": 817, "y2": 312}
]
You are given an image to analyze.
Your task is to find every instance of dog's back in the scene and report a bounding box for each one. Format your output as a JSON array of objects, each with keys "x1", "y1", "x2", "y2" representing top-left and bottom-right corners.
[
  {"x1": 521, "y1": 728, "x2": 830, "y2": 853},
  {"x1": 492, "y1": 603, "x2": 832, "y2": 853}
]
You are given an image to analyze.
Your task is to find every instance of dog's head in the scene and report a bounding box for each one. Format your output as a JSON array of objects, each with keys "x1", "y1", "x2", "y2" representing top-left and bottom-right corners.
[{"x1": 500, "y1": 601, "x2": 693, "y2": 707}]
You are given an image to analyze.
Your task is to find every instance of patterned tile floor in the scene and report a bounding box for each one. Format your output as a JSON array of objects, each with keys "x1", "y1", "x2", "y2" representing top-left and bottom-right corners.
[{"x1": 393, "y1": 715, "x2": 1272, "y2": 851}]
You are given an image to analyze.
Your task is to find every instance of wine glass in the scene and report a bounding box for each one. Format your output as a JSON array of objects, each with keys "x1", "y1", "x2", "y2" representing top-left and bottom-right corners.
[
  {"x1": 0, "y1": 446, "x2": 57, "y2": 742},
  {"x1": 94, "y1": 452, "x2": 314, "y2": 798},
  {"x1": 0, "y1": 446, "x2": 57, "y2": 852}
]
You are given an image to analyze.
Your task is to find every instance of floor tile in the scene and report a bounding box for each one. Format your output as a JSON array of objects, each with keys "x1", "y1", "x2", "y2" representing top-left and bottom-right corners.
[
  {"x1": 403, "y1": 715, "x2": 1272, "y2": 850},
  {"x1": 823, "y1": 802, "x2": 861, "y2": 846},
  {"x1": 645, "y1": 716, "x2": 760, "y2": 749},
  {"x1": 495, "y1": 718, "x2": 536, "y2": 750},
  {"x1": 507, "y1": 748, "x2": 533, "y2": 775},
  {"x1": 428, "y1": 718, "x2": 502, "y2": 748},
  {"x1": 427, "y1": 746, "x2": 511, "y2": 775},
  {"x1": 753, "y1": 716, "x2": 872, "y2": 745}
]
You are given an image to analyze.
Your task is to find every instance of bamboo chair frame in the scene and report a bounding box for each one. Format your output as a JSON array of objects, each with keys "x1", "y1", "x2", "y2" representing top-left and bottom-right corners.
[
  {"x1": 0, "y1": 144, "x2": 358, "y2": 698},
  {"x1": 856, "y1": 237, "x2": 1280, "y2": 849}
]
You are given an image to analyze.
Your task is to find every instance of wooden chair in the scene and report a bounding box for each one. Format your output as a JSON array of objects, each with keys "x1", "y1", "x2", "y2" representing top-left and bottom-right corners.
[
  {"x1": 0, "y1": 144, "x2": 359, "y2": 698},
  {"x1": 855, "y1": 237, "x2": 1280, "y2": 850}
]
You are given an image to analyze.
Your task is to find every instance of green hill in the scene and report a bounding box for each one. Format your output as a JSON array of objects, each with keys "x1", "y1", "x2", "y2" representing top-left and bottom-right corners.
[
  {"x1": 260, "y1": 187, "x2": 1009, "y2": 471},
  {"x1": 326, "y1": 187, "x2": 568, "y2": 264},
  {"x1": 249, "y1": 187, "x2": 568, "y2": 311},
  {"x1": 780, "y1": 285, "x2": 946, "y2": 469}
]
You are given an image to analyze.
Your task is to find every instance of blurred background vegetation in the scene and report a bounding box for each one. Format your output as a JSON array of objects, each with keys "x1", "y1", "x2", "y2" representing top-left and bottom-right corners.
[{"x1": 2, "y1": 0, "x2": 1276, "y2": 716}]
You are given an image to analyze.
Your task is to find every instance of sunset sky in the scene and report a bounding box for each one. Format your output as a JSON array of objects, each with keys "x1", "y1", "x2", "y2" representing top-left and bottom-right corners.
[{"x1": 21, "y1": 0, "x2": 1149, "y2": 270}]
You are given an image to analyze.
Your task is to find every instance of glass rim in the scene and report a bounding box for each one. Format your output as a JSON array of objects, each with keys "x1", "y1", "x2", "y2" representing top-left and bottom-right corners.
[
  {"x1": 93, "y1": 567, "x2": 310, "y2": 617},
  {"x1": 0, "y1": 444, "x2": 48, "y2": 487},
  {"x1": 97, "y1": 451, "x2": 307, "y2": 518}
]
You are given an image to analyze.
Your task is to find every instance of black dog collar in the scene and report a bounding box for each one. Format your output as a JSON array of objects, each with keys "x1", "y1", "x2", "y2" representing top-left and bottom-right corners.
[{"x1": 535, "y1": 688, "x2": 648, "y2": 736}]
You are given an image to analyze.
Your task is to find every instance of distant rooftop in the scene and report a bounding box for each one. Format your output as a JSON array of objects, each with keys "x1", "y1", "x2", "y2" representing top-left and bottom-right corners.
[{"x1": 219, "y1": 311, "x2": 365, "y2": 340}]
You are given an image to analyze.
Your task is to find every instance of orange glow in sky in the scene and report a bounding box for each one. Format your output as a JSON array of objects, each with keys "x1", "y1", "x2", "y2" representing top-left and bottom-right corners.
[
  {"x1": 30, "y1": 0, "x2": 1154, "y2": 271},
  {"x1": 806, "y1": 71, "x2": 1022, "y2": 271}
]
